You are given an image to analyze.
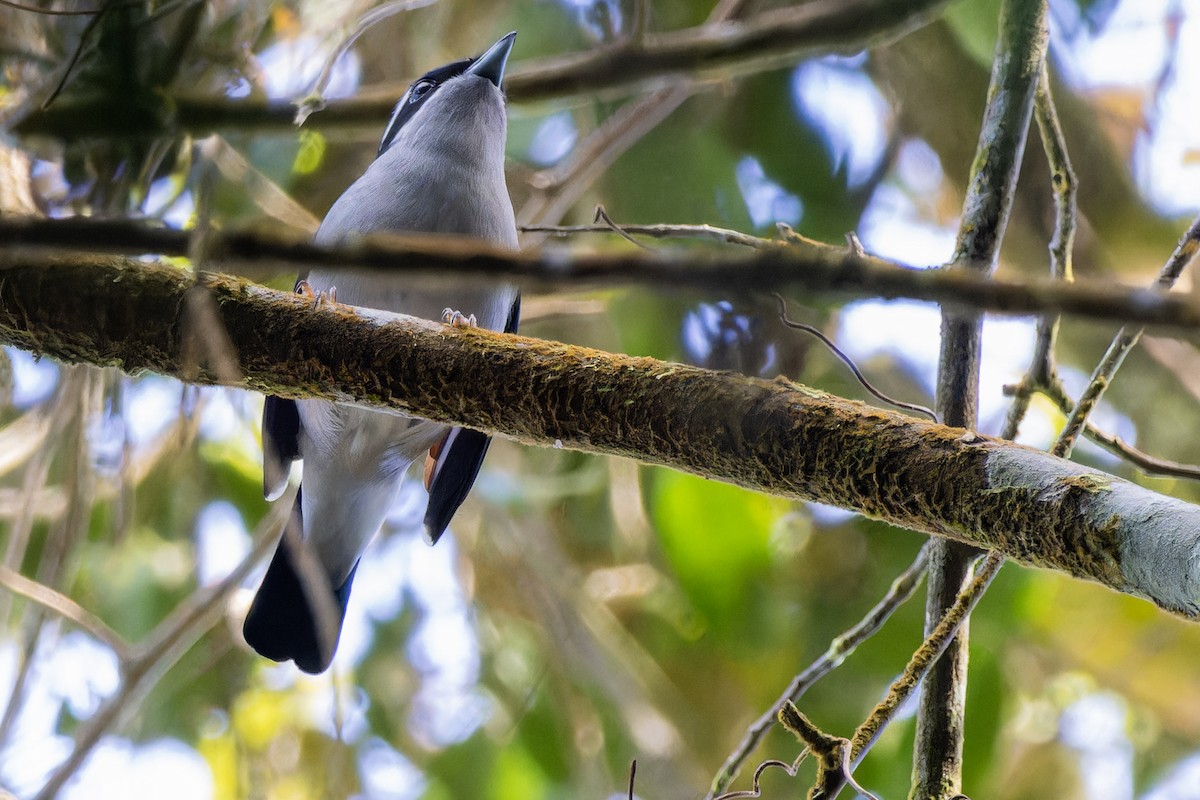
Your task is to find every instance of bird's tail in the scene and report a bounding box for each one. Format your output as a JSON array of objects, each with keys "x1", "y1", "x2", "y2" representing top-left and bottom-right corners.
[{"x1": 243, "y1": 489, "x2": 358, "y2": 674}]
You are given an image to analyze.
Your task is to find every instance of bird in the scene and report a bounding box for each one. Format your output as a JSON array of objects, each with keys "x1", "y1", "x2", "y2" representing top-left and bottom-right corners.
[{"x1": 243, "y1": 32, "x2": 521, "y2": 675}]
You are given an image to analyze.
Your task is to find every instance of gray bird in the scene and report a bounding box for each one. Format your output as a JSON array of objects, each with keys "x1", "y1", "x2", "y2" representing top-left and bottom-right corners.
[{"x1": 243, "y1": 32, "x2": 520, "y2": 675}]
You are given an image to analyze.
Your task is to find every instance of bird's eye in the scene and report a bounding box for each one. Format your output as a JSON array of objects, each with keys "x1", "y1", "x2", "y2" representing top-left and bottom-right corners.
[{"x1": 409, "y1": 80, "x2": 435, "y2": 103}]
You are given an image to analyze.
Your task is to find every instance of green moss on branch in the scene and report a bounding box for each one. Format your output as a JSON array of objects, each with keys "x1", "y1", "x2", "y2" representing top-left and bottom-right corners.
[{"x1": 2, "y1": 255, "x2": 1200, "y2": 617}]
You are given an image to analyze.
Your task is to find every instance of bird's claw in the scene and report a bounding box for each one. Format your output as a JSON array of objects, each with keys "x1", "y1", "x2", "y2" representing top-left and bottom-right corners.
[
  {"x1": 441, "y1": 308, "x2": 477, "y2": 328},
  {"x1": 296, "y1": 280, "x2": 339, "y2": 307}
]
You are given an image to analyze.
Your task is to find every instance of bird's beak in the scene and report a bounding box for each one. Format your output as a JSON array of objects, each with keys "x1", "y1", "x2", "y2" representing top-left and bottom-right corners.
[{"x1": 467, "y1": 31, "x2": 517, "y2": 87}]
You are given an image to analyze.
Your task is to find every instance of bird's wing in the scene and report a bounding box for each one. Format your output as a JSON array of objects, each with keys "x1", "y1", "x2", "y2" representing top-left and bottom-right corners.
[
  {"x1": 261, "y1": 278, "x2": 310, "y2": 501},
  {"x1": 503, "y1": 291, "x2": 521, "y2": 334},
  {"x1": 262, "y1": 395, "x2": 301, "y2": 501},
  {"x1": 422, "y1": 292, "x2": 520, "y2": 544}
]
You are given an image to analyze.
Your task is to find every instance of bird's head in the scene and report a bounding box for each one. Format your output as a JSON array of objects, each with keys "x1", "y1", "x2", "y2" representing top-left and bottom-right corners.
[{"x1": 376, "y1": 32, "x2": 516, "y2": 162}]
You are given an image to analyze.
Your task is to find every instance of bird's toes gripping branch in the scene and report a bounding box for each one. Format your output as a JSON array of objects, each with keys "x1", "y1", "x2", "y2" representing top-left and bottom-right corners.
[
  {"x1": 296, "y1": 280, "x2": 342, "y2": 308},
  {"x1": 441, "y1": 307, "x2": 478, "y2": 328}
]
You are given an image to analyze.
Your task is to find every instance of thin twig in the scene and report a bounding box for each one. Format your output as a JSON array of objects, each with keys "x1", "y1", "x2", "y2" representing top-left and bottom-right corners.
[
  {"x1": 712, "y1": 755, "x2": 810, "y2": 800},
  {"x1": 517, "y1": 0, "x2": 756, "y2": 229},
  {"x1": 4, "y1": 218, "x2": 1200, "y2": 330},
  {"x1": 1016, "y1": 377, "x2": 1200, "y2": 479},
  {"x1": 777, "y1": 703, "x2": 880, "y2": 800},
  {"x1": 1056, "y1": 211, "x2": 1200, "y2": 459},
  {"x1": 1001, "y1": 63, "x2": 1076, "y2": 442},
  {"x1": 295, "y1": 0, "x2": 442, "y2": 125},
  {"x1": 775, "y1": 295, "x2": 939, "y2": 422},
  {"x1": 41, "y1": 2, "x2": 108, "y2": 108},
  {"x1": 32, "y1": 486, "x2": 295, "y2": 800},
  {"x1": 519, "y1": 221, "x2": 776, "y2": 249},
  {"x1": 518, "y1": 85, "x2": 693, "y2": 229},
  {"x1": 593, "y1": 205, "x2": 654, "y2": 251},
  {"x1": 1074, "y1": 423, "x2": 1200, "y2": 479},
  {"x1": 1035, "y1": 69, "x2": 1076, "y2": 287},
  {"x1": 706, "y1": 543, "x2": 929, "y2": 798},
  {"x1": 846, "y1": 551, "x2": 1004, "y2": 769},
  {"x1": 0, "y1": 369, "x2": 100, "y2": 750},
  {"x1": 0, "y1": 565, "x2": 129, "y2": 660}
]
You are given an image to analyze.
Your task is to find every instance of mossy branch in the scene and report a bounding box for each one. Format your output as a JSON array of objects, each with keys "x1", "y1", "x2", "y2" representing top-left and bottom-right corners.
[{"x1": 2, "y1": 255, "x2": 1200, "y2": 620}]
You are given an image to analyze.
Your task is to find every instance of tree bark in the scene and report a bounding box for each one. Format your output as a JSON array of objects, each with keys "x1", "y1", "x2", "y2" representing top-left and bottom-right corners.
[
  {"x1": 2, "y1": 255, "x2": 1199, "y2": 619},
  {"x1": 10, "y1": 0, "x2": 956, "y2": 140},
  {"x1": 913, "y1": 1, "x2": 1049, "y2": 796}
]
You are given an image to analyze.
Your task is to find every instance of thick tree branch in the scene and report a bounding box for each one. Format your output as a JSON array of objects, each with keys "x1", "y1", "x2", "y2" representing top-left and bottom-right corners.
[
  {"x1": 2, "y1": 256, "x2": 1200, "y2": 620},
  {"x1": 10, "y1": 0, "x2": 954, "y2": 141},
  {"x1": 2, "y1": 218, "x2": 1199, "y2": 331}
]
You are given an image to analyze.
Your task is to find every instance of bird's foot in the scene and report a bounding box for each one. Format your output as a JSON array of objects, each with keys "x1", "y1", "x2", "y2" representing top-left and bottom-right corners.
[
  {"x1": 297, "y1": 280, "x2": 340, "y2": 308},
  {"x1": 441, "y1": 308, "x2": 477, "y2": 328}
]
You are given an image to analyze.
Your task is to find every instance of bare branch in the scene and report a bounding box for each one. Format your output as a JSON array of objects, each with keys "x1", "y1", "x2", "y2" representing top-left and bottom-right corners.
[
  {"x1": 1056, "y1": 212, "x2": 1200, "y2": 458},
  {"x1": 517, "y1": 0, "x2": 758, "y2": 229},
  {"x1": 32, "y1": 486, "x2": 295, "y2": 800},
  {"x1": 847, "y1": 146, "x2": 1197, "y2": 799},
  {"x1": 845, "y1": 552, "x2": 1004, "y2": 787},
  {"x1": 777, "y1": 704, "x2": 879, "y2": 800},
  {"x1": 1000, "y1": 63, "x2": 1077, "y2": 443},
  {"x1": 1024, "y1": 377, "x2": 1200, "y2": 480},
  {"x1": 0, "y1": 565, "x2": 129, "y2": 660},
  {"x1": 0, "y1": 368, "x2": 100, "y2": 750},
  {"x1": 518, "y1": 85, "x2": 692, "y2": 229},
  {"x1": 11, "y1": 0, "x2": 956, "y2": 140},
  {"x1": 2, "y1": 218, "x2": 1200, "y2": 332}
]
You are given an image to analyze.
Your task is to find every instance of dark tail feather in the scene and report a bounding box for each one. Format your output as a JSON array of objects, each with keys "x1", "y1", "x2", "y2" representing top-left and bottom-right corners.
[{"x1": 243, "y1": 490, "x2": 358, "y2": 674}]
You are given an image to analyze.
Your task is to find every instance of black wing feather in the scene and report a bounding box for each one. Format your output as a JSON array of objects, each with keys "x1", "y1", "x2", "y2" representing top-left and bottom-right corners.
[
  {"x1": 503, "y1": 292, "x2": 521, "y2": 334},
  {"x1": 422, "y1": 293, "x2": 521, "y2": 544},
  {"x1": 262, "y1": 395, "x2": 300, "y2": 500},
  {"x1": 261, "y1": 278, "x2": 312, "y2": 500}
]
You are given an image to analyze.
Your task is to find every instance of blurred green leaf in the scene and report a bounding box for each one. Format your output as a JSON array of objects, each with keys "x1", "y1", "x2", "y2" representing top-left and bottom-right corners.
[
  {"x1": 945, "y1": 0, "x2": 1003, "y2": 67},
  {"x1": 3, "y1": 3, "x2": 1199, "y2": 798},
  {"x1": 647, "y1": 469, "x2": 785, "y2": 634},
  {"x1": 292, "y1": 129, "x2": 327, "y2": 175},
  {"x1": 726, "y1": 69, "x2": 866, "y2": 239}
]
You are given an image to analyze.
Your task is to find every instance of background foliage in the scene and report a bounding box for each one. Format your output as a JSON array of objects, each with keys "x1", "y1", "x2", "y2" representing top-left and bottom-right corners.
[{"x1": 1, "y1": 0, "x2": 1199, "y2": 798}]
